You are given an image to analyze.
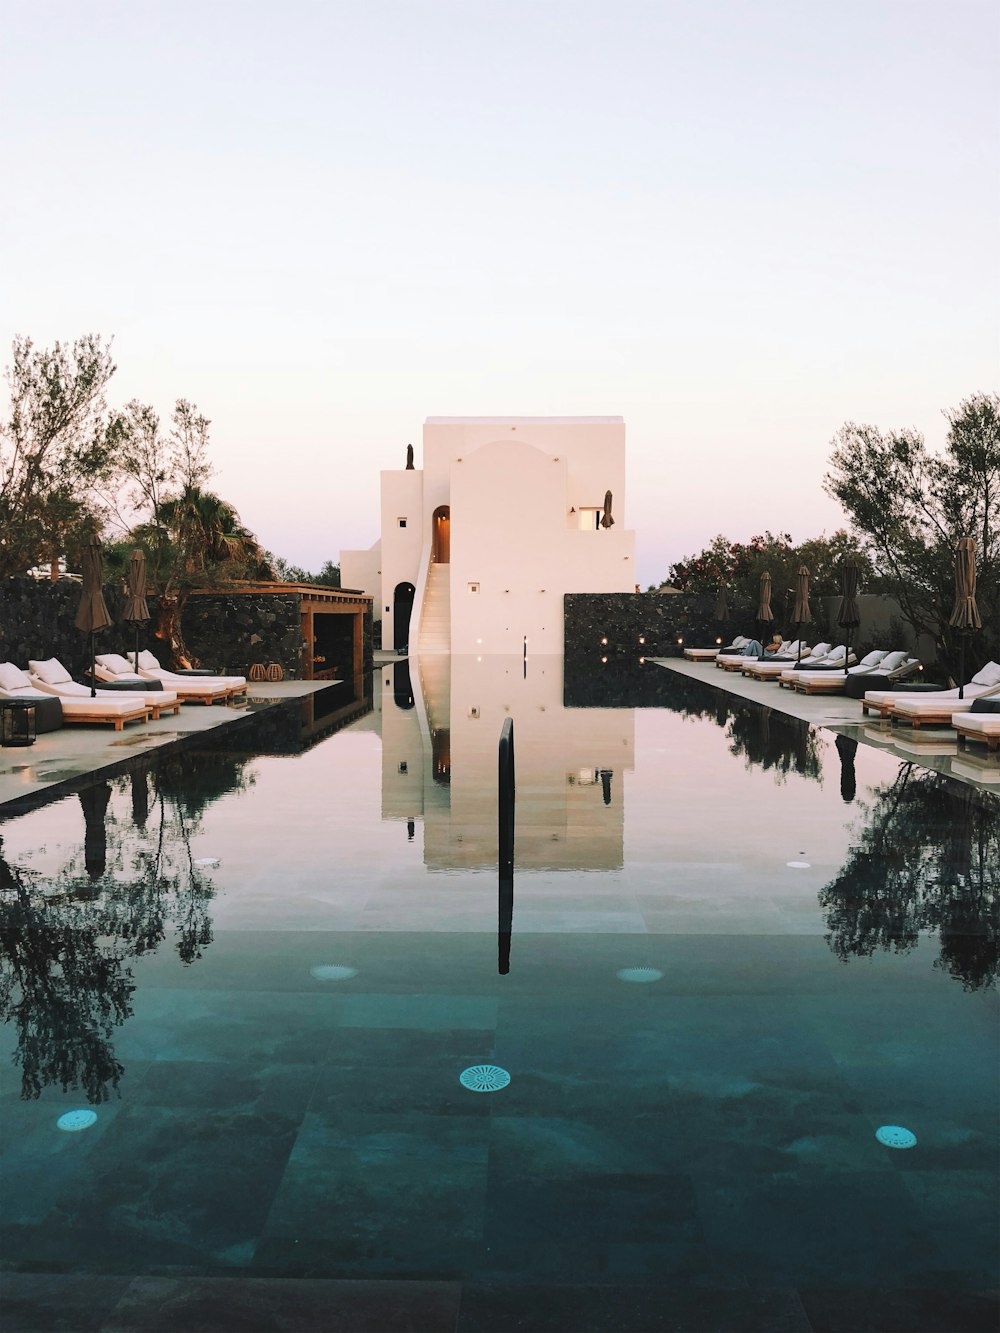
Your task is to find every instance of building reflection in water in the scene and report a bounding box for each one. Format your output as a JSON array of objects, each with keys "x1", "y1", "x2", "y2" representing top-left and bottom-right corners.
[{"x1": 378, "y1": 655, "x2": 634, "y2": 870}]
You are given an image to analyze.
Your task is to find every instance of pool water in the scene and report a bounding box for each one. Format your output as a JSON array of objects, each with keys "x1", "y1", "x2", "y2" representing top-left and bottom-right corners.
[{"x1": 1, "y1": 657, "x2": 997, "y2": 1332}]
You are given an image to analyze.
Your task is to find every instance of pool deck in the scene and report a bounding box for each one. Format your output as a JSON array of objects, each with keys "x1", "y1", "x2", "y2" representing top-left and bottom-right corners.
[
  {"x1": 0, "y1": 680, "x2": 330, "y2": 815},
  {"x1": 649, "y1": 656, "x2": 1000, "y2": 792}
]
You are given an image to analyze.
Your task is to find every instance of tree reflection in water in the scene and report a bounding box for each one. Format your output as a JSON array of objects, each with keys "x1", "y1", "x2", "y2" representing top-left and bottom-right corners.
[
  {"x1": 820, "y1": 763, "x2": 1000, "y2": 990},
  {"x1": 0, "y1": 750, "x2": 255, "y2": 1102}
]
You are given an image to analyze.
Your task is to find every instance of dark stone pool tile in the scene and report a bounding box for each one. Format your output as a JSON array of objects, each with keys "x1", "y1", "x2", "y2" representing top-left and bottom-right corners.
[
  {"x1": 798, "y1": 1284, "x2": 1000, "y2": 1332},
  {"x1": 42, "y1": 1103, "x2": 298, "y2": 1270},
  {"x1": 456, "y1": 1282, "x2": 812, "y2": 1332},
  {"x1": 479, "y1": 1172, "x2": 703, "y2": 1282},
  {"x1": 695, "y1": 1168, "x2": 937, "y2": 1288},
  {"x1": 101, "y1": 1275, "x2": 461, "y2": 1331},
  {"x1": 0, "y1": 1100, "x2": 123, "y2": 1227},
  {"x1": 0, "y1": 1272, "x2": 131, "y2": 1332},
  {"x1": 117, "y1": 989, "x2": 343, "y2": 1066},
  {"x1": 309, "y1": 1031, "x2": 498, "y2": 1116},
  {"x1": 899, "y1": 1170, "x2": 1000, "y2": 1280},
  {"x1": 131, "y1": 1059, "x2": 319, "y2": 1119},
  {"x1": 262, "y1": 1113, "x2": 490, "y2": 1275}
]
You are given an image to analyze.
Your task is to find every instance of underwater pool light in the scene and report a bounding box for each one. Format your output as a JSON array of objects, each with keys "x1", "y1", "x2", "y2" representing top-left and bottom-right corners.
[
  {"x1": 617, "y1": 967, "x2": 664, "y2": 983},
  {"x1": 57, "y1": 1110, "x2": 97, "y2": 1132},
  {"x1": 194, "y1": 857, "x2": 220, "y2": 868},
  {"x1": 786, "y1": 861, "x2": 811, "y2": 868},
  {"x1": 459, "y1": 1064, "x2": 510, "y2": 1093},
  {"x1": 309, "y1": 964, "x2": 358, "y2": 982},
  {"x1": 876, "y1": 1125, "x2": 917, "y2": 1149}
]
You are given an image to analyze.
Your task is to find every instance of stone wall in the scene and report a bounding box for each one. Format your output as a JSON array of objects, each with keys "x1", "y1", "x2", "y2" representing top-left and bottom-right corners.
[
  {"x1": 563, "y1": 592, "x2": 750, "y2": 660},
  {"x1": 182, "y1": 593, "x2": 302, "y2": 676},
  {"x1": 564, "y1": 591, "x2": 938, "y2": 664},
  {"x1": 0, "y1": 576, "x2": 152, "y2": 677},
  {"x1": 1, "y1": 579, "x2": 373, "y2": 680}
]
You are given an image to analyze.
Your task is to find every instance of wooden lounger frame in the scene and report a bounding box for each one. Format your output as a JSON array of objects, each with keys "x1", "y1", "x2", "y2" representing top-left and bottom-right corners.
[
  {"x1": 954, "y1": 719, "x2": 1000, "y2": 752},
  {"x1": 64, "y1": 704, "x2": 150, "y2": 730}
]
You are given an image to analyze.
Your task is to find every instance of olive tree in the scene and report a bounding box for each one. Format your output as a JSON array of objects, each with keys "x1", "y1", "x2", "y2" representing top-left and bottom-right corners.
[
  {"x1": 0, "y1": 335, "x2": 122, "y2": 578},
  {"x1": 824, "y1": 393, "x2": 999, "y2": 675}
]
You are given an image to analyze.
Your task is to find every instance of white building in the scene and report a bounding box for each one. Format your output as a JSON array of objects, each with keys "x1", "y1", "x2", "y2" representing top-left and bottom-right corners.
[{"x1": 341, "y1": 416, "x2": 636, "y2": 656}]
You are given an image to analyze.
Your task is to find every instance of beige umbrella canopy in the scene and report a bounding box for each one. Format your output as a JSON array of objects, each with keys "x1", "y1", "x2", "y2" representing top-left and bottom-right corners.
[
  {"x1": 123, "y1": 549, "x2": 150, "y2": 664},
  {"x1": 757, "y1": 572, "x2": 773, "y2": 629},
  {"x1": 949, "y1": 537, "x2": 982, "y2": 697},
  {"x1": 75, "y1": 539, "x2": 112, "y2": 697},
  {"x1": 600, "y1": 490, "x2": 615, "y2": 529},
  {"x1": 791, "y1": 565, "x2": 810, "y2": 665},
  {"x1": 836, "y1": 559, "x2": 862, "y2": 664}
]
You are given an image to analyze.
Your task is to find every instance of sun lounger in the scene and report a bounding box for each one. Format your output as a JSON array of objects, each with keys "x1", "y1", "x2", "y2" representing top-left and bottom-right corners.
[
  {"x1": 952, "y1": 712, "x2": 1000, "y2": 750},
  {"x1": 27, "y1": 658, "x2": 180, "y2": 721},
  {"x1": 1, "y1": 663, "x2": 149, "y2": 730},
  {"x1": 784, "y1": 650, "x2": 889, "y2": 694},
  {"x1": 744, "y1": 643, "x2": 831, "y2": 682},
  {"x1": 682, "y1": 648, "x2": 721, "y2": 661},
  {"x1": 740, "y1": 642, "x2": 813, "y2": 679},
  {"x1": 890, "y1": 673, "x2": 1000, "y2": 727},
  {"x1": 866, "y1": 663, "x2": 1000, "y2": 723},
  {"x1": 856, "y1": 656, "x2": 926, "y2": 713},
  {"x1": 96, "y1": 652, "x2": 241, "y2": 704}
]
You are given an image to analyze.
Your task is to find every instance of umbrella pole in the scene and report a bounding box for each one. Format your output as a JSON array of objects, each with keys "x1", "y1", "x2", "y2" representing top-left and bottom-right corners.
[
  {"x1": 90, "y1": 630, "x2": 96, "y2": 697},
  {"x1": 958, "y1": 633, "x2": 965, "y2": 699}
]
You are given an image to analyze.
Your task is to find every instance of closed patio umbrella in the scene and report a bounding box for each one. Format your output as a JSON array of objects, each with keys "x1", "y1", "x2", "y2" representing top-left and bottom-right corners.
[
  {"x1": 79, "y1": 782, "x2": 111, "y2": 879},
  {"x1": 949, "y1": 537, "x2": 982, "y2": 698},
  {"x1": 74, "y1": 539, "x2": 113, "y2": 697},
  {"x1": 600, "y1": 490, "x2": 615, "y2": 529},
  {"x1": 123, "y1": 548, "x2": 150, "y2": 666},
  {"x1": 836, "y1": 559, "x2": 862, "y2": 668},
  {"x1": 791, "y1": 566, "x2": 810, "y2": 666},
  {"x1": 757, "y1": 572, "x2": 773, "y2": 643},
  {"x1": 714, "y1": 583, "x2": 729, "y2": 623}
]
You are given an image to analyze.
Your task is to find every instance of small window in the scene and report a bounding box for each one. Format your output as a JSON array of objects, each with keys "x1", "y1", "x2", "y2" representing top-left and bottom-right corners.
[
  {"x1": 398, "y1": 517, "x2": 407, "y2": 528},
  {"x1": 468, "y1": 582, "x2": 479, "y2": 594},
  {"x1": 398, "y1": 761, "x2": 408, "y2": 774}
]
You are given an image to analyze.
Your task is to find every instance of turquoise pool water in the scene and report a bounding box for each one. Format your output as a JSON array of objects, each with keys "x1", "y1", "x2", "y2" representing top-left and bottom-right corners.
[{"x1": 1, "y1": 658, "x2": 997, "y2": 1331}]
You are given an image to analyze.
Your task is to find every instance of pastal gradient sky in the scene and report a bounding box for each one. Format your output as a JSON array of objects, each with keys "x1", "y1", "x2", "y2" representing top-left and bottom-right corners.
[{"x1": 1, "y1": 0, "x2": 997, "y2": 586}]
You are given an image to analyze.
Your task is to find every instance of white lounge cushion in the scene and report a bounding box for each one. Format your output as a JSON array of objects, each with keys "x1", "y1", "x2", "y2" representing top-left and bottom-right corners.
[
  {"x1": 94, "y1": 663, "x2": 145, "y2": 683},
  {"x1": 136, "y1": 650, "x2": 161, "y2": 670},
  {"x1": 857, "y1": 651, "x2": 887, "y2": 668},
  {"x1": 28, "y1": 657, "x2": 73, "y2": 685},
  {"x1": 954, "y1": 714, "x2": 1000, "y2": 734},
  {"x1": 971, "y1": 661, "x2": 1000, "y2": 687},
  {"x1": 96, "y1": 653, "x2": 135, "y2": 676},
  {"x1": 878, "y1": 651, "x2": 909, "y2": 672},
  {"x1": 32, "y1": 677, "x2": 176, "y2": 707},
  {"x1": 0, "y1": 663, "x2": 32, "y2": 691}
]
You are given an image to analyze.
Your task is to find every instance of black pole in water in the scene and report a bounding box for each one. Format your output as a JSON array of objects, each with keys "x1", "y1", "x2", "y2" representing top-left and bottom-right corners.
[{"x1": 498, "y1": 717, "x2": 515, "y2": 975}]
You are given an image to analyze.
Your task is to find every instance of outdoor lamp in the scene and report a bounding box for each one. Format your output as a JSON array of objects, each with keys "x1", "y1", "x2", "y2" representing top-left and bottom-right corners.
[{"x1": 1, "y1": 703, "x2": 36, "y2": 747}]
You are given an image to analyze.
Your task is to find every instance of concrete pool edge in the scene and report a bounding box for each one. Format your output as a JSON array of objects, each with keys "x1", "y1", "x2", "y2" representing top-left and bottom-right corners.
[
  {"x1": 0, "y1": 681, "x2": 333, "y2": 817},
  {"x1": 647, "y1": 657, "x2": 1000, "y2": 794}
]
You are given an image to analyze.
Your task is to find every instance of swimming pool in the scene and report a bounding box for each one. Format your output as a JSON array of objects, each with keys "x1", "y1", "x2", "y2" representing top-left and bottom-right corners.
[{"x1": 1, "y1": 657, "x2": 997, "y2": 1331}]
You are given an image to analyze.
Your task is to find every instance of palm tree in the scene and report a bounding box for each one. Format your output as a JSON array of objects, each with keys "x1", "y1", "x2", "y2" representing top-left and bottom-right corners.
[{"x1": 128, "y1": 485, "x2": 274, "y2": 662}]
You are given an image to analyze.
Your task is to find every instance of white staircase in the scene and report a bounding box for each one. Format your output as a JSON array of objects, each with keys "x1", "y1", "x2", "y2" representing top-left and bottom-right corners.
[{"x1": 417, "y1": 562, "x2": 450, "y2": 654}]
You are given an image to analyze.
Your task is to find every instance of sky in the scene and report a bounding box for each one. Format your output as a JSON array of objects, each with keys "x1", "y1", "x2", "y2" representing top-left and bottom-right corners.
[{"x1": 1, "y1": 0, "x2": 997, "y2": 587}]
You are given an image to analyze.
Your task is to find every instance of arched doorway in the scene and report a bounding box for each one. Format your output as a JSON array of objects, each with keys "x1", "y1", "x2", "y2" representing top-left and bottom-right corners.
[
  {"x1": 393, "y1": 582, "x2": 415, "y2": 652},
  {"x1": 432, "y1": 505, "x2": 450, "y2": 563}
]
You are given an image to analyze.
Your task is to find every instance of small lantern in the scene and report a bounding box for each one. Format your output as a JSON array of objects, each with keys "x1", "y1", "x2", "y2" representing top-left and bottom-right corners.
[{"x1": 1, "y1": 702, "x2": 36, "y2": 747}]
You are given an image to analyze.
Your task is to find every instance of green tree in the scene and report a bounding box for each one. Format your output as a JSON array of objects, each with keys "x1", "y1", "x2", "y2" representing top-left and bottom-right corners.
[
  {"x1": 824, "y1": 393, "x2": 1000, "y2": 676},
  {"x1": 660, "y1": 530, "x2": 871, "y2": 630},
  {"x1": 0, "y1": 335, "x2": 122, "y2": 578}
]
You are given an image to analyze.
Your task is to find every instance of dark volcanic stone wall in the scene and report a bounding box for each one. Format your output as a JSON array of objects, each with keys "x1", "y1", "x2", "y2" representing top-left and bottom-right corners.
[
  {"x1": 183, "y1": 593, "x2": 302, "y2": 676},
  {"x1": 0, "y1": 576, "x2": 151, "y2": 677},
  {"x1": 563, "y1": 592, "x2": 758, "y2": 660},
  {"x1": 1, "y1": 581, "x2": 372, "y2": 680}
]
